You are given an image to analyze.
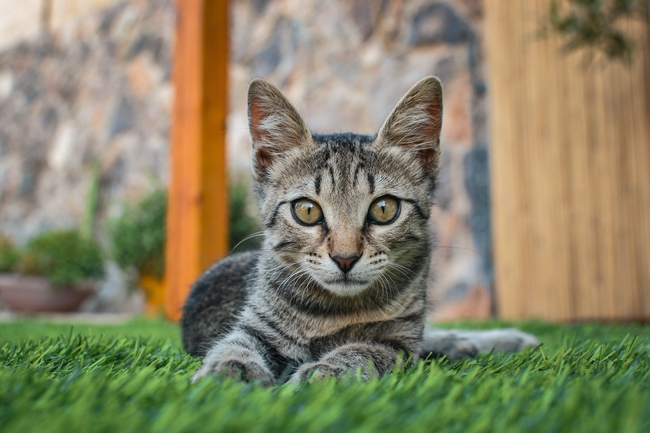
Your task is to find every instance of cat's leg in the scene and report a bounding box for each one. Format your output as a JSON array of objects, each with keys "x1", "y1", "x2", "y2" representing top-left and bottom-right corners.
[
  {"x1": 290, "y1": 342, "x2": 402, "y2": 383},
  {"x1": 421, "y1": 327, "x2": 540, "y2": 360},
  {"x1": 192, "y1": 327, "x2": 276, "y2": 386},
  {"x1": 181, "y1": 252, "x2": 258, "y2": 357},
  {"x1": 420, "y1": 328, "x2": 479, "y2": 360}
]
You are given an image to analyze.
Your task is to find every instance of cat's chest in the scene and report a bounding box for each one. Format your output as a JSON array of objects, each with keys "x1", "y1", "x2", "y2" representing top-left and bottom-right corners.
[
  {"x1": 257, "y1": 291, "x2": 421, "y2": 354},
  {"x1": 261, "y1": 289, "x2": 415, "y2": 337},
  {"x1": 274, "y1": 317, "x2": 388, "y2": 363}
]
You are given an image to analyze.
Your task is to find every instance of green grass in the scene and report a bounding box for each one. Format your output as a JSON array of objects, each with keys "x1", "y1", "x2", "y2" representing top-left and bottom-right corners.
[
  {"x1": 0, "y1": 316, "x2": 180, "y2": 347},
  {"x1": 1, "y1": 319, "x2": 649, "y2": 433}
]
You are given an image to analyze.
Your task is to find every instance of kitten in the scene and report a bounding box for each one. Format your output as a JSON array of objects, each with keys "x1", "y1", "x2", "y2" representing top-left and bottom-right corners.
[{"x1": 182, "y1": 77, "x2": 538, "y2": 385}]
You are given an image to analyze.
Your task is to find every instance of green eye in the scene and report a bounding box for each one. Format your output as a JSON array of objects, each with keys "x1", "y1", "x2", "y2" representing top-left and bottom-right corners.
[
  {"x1": 368, "y1": 196, "x2": 400, "y2": 224},
  {"x1": 292, "y1": 199, "x2": 324, "y2": 225}
]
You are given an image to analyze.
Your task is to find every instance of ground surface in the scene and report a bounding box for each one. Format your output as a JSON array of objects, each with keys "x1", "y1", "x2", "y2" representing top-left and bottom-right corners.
[{"x1": 1, "y1": 317, "x2": 649, "y2": 432}]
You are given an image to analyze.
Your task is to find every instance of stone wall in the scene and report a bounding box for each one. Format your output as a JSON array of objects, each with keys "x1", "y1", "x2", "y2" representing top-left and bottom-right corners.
[
  {"x1": 0, "y1": 0, "x2": 173, "y2": 311},
  {"x1": 0, "y1": 0, "x2": 124, "y2": 52},
  {"x1": 0, "y1": 0, "x2": 173, "y2": 244},
  {"x1": 0, "y1": 0, "x2": 492, "y2": 318}
]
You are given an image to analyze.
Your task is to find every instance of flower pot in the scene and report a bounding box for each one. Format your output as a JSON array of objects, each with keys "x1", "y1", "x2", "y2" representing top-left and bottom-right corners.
[
  {"x1": 138, "y1": 273, "x2": 165, "y2": 316},
  {"x1": 0, "y1": 274, "x2": 94, "y2": 312}
]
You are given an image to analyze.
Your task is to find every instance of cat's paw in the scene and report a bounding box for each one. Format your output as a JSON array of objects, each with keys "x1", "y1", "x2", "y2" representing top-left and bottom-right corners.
[
  {"x1": 192, "y1": 358, "x2": 275, "y2": 386},
  {"x1": 290, "y1": 362, "x2": 347, "y2": 384}
]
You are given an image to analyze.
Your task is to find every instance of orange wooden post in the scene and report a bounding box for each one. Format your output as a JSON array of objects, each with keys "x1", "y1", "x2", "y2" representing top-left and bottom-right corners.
[{"x1": 165, "y1": 0, "x2": 229, "y2": 321}]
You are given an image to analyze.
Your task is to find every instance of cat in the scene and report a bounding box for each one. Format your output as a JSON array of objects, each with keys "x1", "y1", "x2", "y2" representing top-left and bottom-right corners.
[{"x1": 182, "y1": 76, "x2": 539, "y2": 385}]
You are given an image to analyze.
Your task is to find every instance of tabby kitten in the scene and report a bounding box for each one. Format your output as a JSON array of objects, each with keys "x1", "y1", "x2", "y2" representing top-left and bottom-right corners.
[{"x1": 182, "y1": 77, "x2": 538, "y2": 385}]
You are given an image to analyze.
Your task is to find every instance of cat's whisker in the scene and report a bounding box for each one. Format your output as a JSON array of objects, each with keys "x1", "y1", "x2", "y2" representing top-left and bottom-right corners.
[
  {"x1": 432, "y1": 245, "x2": 479, "y2": 254},
  {"x1": 385, "y1": 269, "x2": 413, "y2": 302},
  {"x1": 277, "y1": 268, "x2": 314, "y2": 306},
  {"x1": 387, "y1": 264, "x2": 417, "y2": 283},
  {"x1": 291, "y1": 270, "x2": 317, "y2": 306},
  {"x1": 374, "y1": 274, "x2": 387, "y2": 303},
  {"x1": 261, "y1": 261, "x2": 302, "y2": 287},
  {"x1": 383, "y1": 274, "x2": 398, "y2": 302},
  {"x1": 229, "y1": 231, "x2": 265, "y2": 254},
  {"x1": 266, "y1": 266, "x2": 305, "y2": 286},
  {"x1": 389, "y1": 261, "x2": 418, "y2": 275},
  {"x1": 386, "y1": 267, "x2": 414, "y2": 285},
  {"x1": 374, "y1": 272, "x2": 393, "y2": 304},
  {"x1": 274, "y1": 262, "x2": 311, "y2": 292},
  {"x1": 259, "y1": 263, "x2": 290, "y2": 280},
  {"x1": 277, "y1": 269, "x2": 304, "y2": 289}
]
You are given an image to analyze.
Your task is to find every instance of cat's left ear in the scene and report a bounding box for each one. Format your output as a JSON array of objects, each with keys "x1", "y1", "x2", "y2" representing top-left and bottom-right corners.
[
  {"x1": 376, "y1": 76, "x2": 443, "y2": 174},
  {"x1": 248, "y1": 79, "x2": 313, "y2": 181}
]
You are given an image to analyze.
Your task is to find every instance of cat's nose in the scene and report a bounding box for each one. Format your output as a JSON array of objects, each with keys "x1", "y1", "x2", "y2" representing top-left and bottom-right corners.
[{"x1": 330, "y1": 254, "x2": 360, "y2": 273}]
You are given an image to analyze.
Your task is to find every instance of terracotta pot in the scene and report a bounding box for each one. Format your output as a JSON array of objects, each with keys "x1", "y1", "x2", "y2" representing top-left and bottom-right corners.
[
  {"x1": 138, "y1": 273, "x2": 165, "y2": 316},
  {"x1": 0, "y1": 274, "x2": 94, "y2": 312}
]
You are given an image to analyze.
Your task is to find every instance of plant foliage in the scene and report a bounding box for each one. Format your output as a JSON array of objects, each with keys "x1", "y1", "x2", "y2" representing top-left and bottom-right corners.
[
  {"x1": 547, "y1": 0, "x2": 648, "y2": 63},
  {"x1": 0, "y1": 236, "x2": 20, "y2": 273},
  {"x1": 229, "y1": 180, "x2": 262, "y2": 252},
  {"x1": 14, "y1": 230, "x2": 104, "y2": 286},
  {"x1": 109, "y1": 189, "x2": 167, "y2": 279}
]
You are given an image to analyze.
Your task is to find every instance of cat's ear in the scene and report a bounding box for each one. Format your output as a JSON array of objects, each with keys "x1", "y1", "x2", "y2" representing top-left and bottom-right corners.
[
  {"x1": 376, "y1": 76, "x2": 443, "y2": 174},
  {"x1": 248, "y1": 79, "x2": 312, "y2": 180}
]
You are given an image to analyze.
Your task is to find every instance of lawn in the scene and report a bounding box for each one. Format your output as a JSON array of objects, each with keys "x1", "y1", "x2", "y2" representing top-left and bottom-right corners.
[{"x1": 1, "y1": 318, "x2": 649, "y2": 433}]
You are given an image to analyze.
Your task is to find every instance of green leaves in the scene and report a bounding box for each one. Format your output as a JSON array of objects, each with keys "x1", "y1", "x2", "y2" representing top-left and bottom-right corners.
[
  {"x1": 229, "y1": 180, "x2": 262, "y2": 252},
  {"x1": 547, "y1": 0, "x2": 647, "y2": 63},
  {"x1": 15, "y1": 230, "x2": 104, "y2": 286},
  {"x1": 0, "y1": 236, "x2": 20, "y2": 273},
  {"x1": 108, "y1": 189, "x2": 167, "y2": 279}
]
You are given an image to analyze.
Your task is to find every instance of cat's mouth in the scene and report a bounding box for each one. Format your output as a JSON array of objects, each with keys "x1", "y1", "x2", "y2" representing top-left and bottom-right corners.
[
  {"x1": 325, "y1": 278, "x2": 368, "y2": 286},
  {"x1": 321, "y1": 276, "x2": 370, "y2": 296}
]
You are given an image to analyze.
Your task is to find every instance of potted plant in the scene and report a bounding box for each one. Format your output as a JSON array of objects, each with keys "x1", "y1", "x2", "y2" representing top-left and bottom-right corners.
[
  {"x1": 0, "y1": 230, "x2": 104, "y2": 312},
  {"x1": 108, "y1": 189, "x2": 167, "y2": 314}
]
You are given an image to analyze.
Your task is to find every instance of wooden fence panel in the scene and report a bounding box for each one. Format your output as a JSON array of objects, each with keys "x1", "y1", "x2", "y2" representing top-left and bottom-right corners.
[{"x1": 486, "y1": 0, "x2": 650, "y2": 321}]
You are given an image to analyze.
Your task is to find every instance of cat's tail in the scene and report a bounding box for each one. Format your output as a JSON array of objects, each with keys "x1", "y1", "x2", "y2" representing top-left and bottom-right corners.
[{"x1": 421, "y1": 327, "x2": 540, "y2": 360}]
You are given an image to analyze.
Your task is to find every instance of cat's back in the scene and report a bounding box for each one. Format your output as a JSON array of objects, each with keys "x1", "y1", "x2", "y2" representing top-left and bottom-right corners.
[{"x1": 181, "y1": 250, "x2": 259, "y2": 356}]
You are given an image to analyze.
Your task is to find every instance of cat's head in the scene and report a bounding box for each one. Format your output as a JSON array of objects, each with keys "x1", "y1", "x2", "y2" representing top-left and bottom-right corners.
[{"x1": 247, "y1": 77, "x2": 442, "y2": 297}]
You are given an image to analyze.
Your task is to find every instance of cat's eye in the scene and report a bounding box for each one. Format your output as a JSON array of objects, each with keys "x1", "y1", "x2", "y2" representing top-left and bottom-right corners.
[
  {"x1": 368, "y1": 196, "x2": 400, "y2": 225},
  {"x1": 292, "y1": 199, "x2": 324, "y2": 226}
]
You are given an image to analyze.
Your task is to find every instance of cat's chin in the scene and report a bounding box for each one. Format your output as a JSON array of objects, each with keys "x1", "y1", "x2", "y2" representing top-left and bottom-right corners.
[{"x1": 320, "y1": 279, "x2": 371, "y2": 297}]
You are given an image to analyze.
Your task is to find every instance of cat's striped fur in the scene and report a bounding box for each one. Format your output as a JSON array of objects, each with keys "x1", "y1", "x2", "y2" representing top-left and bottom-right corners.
[{"x1": 182, "y1": 77, "x2": 538, "y2": 385}]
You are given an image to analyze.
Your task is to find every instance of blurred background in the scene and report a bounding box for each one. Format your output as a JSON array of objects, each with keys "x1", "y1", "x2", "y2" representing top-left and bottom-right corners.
[{"x1": 0, "y1": 0, "x2": 648, "y2": 323}]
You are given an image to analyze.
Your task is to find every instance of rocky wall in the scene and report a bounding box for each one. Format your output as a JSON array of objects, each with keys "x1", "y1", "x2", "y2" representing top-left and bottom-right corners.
[
  {"x1": 0, "y1": 0, "x2": 173, "y2": 244},
  {"x1": 0, "y1": 0, "x2": 174, "y2": 311}
]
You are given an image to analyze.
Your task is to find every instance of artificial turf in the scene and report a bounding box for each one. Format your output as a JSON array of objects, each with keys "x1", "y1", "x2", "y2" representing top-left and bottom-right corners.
[{"x1": 1, "y1": 318, "x2": 649, "y2": 432}]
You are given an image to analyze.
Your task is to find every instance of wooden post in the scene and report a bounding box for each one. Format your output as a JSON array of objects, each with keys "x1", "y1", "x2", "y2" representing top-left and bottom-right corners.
[{"x1": 165, "y1": 0, "x2": 229, "y2": 321}]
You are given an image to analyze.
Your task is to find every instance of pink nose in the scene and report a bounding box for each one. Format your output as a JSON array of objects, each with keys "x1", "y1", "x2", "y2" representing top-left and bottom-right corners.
[{"x1": 330, "y1": 255, "x2": 360, "y2": 273}]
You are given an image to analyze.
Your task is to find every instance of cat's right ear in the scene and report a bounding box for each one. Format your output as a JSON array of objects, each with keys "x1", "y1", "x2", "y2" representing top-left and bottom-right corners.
[{"x1": 248, "y1": 79, "x2": 312, "y2": 181}]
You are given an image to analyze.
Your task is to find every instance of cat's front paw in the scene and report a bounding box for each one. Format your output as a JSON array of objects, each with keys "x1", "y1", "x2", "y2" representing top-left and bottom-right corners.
[
  {"x1": 290, "y1": 362, "x2": 347, "y2": 384},
  {"x1": 192, "y1": 358, "x2": 275, "y2": 386}
]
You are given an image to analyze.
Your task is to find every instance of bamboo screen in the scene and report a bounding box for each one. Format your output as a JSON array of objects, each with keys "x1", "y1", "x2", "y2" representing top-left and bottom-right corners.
[{"x1": 486, "y1": 1, "x2": 650, "y2": 321}]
